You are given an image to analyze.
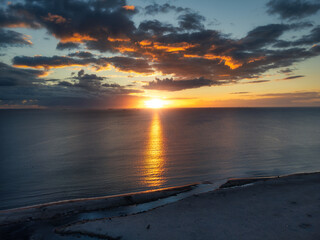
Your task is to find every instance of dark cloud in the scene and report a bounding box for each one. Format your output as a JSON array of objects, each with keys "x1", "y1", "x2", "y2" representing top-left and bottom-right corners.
[
  {"x1": 102, "y1": 83, "x2": 121, "y2": 88},
  {"x1": 1, "y1": 0, "x2": 136, "y2": 52},
  {"x1": 144, "y1": 3, "x2": 189, "y2": 15},
  {"x1": 138, "y1": 20, "x2": 178, "y2": 35},
  {"x1": 62, "y1": 69, "x2": 143, "y2": 94},
  {"x1": 58, "y1": 81, "x2": 73, "y2": 87},
  {"x1": 273, "y1": 25, "x2": 320, "y2": 47},
  {"x1": 240, "y1": 24, "x2": 291, "y2": 50},
  {"x1": 0, "y1": 8, "x2": 41, "y2": 28},
  {"x1": 70, "y1": 69, "x2": 107, "y2": 91},
  {"x1": 0, "y1": 29, "x2": 32, "y2": 47},
  {"x1": 0, "y1": 63, "x2": 143, "y2": 108},
  {"x1": 56, "y1": 42, "x2": 80, "y2": 50},
  {"x1": 68, "y1": 51, "x2": 94, "y2": 58},
  {"x1": 13, "y1": 55, "x2": 94, "y2": 69},
  {"x1": 244, "y1": 80, "x2": 270, "y2": 84},
  {"x1": 0, "y1": 62, "x2": 46, "y2": 86},
  {"x1": 266, "y1": 0, "x2": 320, "y2": 20},
  {"x1": 178, "y1": 12, "x2": 206, "y2": 30},
  {"x1": 107, "y1": 56, "x2": 154, "y2": 74},
  {"x1": 278, "y1": 68, "x2": 294, "y2": 74},
  {"x1": 143, "y1": 77, "x2": 222, "y2": 91},
  {"x1": 60, "y1": 69, "x2": 143, "y2": 95},
  {"x1": 0, "y1": 84, "x2": 142, "y2": 108},
  {"x1": 240, "y1": 23, "x2": 311, "y2": 50},
  {"x1": 282, "y1": 75, "x2": 305, "y2": 80},
  {"x1": 293, "y1": 25, "x2": 320, "y2": 45},
  {"x1": 12, "y1": 55, "x2": 154, "y2": 74},
  {"x1": 230, "y1": 92, "x2": 250, "y2": 94}
]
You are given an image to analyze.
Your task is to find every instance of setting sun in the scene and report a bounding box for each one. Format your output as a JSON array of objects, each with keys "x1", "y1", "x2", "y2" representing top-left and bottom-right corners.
[{"x1": 144, "y1": 99, "x2": 166, "y2": 108}]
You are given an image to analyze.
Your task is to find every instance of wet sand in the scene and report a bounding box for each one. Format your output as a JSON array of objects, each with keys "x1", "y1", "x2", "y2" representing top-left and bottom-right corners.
[{"x1": 1, "y1": 172, "x2": 320, "y2": 239}]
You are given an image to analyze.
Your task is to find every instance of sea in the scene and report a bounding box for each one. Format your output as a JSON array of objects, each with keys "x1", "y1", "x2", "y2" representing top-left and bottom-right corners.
[{"x1": 1, "y1": 108, "x2": 320, "y2": 210}]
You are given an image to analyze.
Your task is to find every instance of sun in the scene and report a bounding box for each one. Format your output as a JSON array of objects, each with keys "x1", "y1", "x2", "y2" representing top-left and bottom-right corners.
[{"x1": 144, "y1": 99, "x2": 166, "y2": 109}]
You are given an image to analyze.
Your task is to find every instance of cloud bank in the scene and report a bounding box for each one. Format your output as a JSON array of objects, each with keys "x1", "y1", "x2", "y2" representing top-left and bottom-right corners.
[{"x1": 0, "y1": 0, "x2": 319, "y2": 107}]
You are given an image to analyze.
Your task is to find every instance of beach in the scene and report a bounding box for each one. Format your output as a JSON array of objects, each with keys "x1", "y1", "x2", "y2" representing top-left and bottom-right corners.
[{"x1": 1, "y1": 172, "x2": 320, "y2": 239}]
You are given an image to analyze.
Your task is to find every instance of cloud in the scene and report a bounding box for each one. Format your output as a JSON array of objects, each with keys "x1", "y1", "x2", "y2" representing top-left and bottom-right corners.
[
  {"x1": 278, "y1": 68, "x2": 295, "y2": 74},
  {"x1": 293, "y1": 25, "x2": 320, "y2": 45},
  {"x1": 11, "y1": 20, "x2": 320, "y2": 90},
  {"x1": 0, "y1": 8, "x2": 41, "y2": 28},
  {"x1": 56, "y1": 42, "x2": 80, "y2": 50},
  {"x1": 266, "y1": 0, "x2": 320, "y2": 20},
  {"x1": 0, "y1": 62, "x2": 143, "y2": 108},
  {"x1": 273, "y1": 25, "x2": 320, "y2": 47},
  {"x1": 12, "y1": 55, "x2": 154, "y2": 74},
  {"x1": 178, "y1": 12, "x2": 206, "y2": 30},
  {"x1": 143, "y1": 77, "x2": 222, "y2": 91},
  {"x1": 138, "y1": 20, "x2": 178, "y2": 35},
  {"x1": 0, "y1": 62, "x2": 46, "y2": 86},
  {"x1": 1, "y1": 0, "x2": 137, "y2": 50},
  {"x1": 230, "y1": 92, "x2": 250, "y2": 94},
  {"x1": 68, "y1": 51, "x2": 94, "y2": 58},
  {"x1": 68, "y1": 69, "x2": 107, "y2": 91},
  {"x1": 214, "y1": 91, "x2": 320, "y2": 107},
  {"x1": 282, "y1": 75, "x2": 305, "y2": 80},
  {"x1": 244, "y1": 80, "x2": 270, "y2": 84},
  {"x1": 122, "y1": 5, "x2": 135, "y2": 11},
  {"x1": 0, "y1": 29, "x2": 32, "y2": 47},
  {"x1": 107, "y1": 56, "x2": 154, "y2": 74},
  {"x1": 144, "y1": 3, "x2": 189, "y2": 15},
  {"x1": 0, "y1": 84, "x2": 143, "y2": 108},
  {"x1": 240, "y1": 24, "x2": 291, "y2": 49},
  {"x1": 13, "y1": 55, "x2": 94, "y2": 69},
  {"x1": 2, "y1": 0, "x2": 320, "y2": 94},
  {"x1": 62, "y1": 69, "x2": 142, "y2": 94}
]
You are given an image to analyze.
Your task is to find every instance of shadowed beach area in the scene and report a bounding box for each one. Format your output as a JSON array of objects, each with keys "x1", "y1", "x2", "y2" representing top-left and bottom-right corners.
[{"x1": 1, "y1": 172, "x2": 320, "y2": 239}]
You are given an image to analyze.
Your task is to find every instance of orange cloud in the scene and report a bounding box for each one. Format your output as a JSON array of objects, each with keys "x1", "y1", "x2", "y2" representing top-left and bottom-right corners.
[
  {"x1": 43, "y1": 13, "x2": 66, "y2": 24},
  {"x1": 13, "y1": 63, "x2": 90, "y2": 70},
  {"x1": 248, "y1": 56, "x2": 265, "y2": 63},
  {"x1": 115, "y1": 46, "x2": 137, "y2": 53},
  {"x1": 139, "y1": 40, "x2": 152, "y2": 46},
  {"x1": 152, "y1": 42, "x2": 199, "y2": 52},
  {"x1": 22, "y1": 34, "x2": 32, "y2": 45},
  {"x1": 184, "y1": 54, "x2": 242, "y2": 69},
  {"x1": 122, "y1": 5, "x2": 135, "y2": 11},
  {"x1": 4, "y1": 23, "x2": 35, "y2": 28},
  {"x1": 37, "y1": 70, "x2": 52, "y2": 77},
  {"x1": 108, "y1": 37, "x2": 130, "y2": 42},
  {"x1": 57, "y1": 33, "x2": 97, "y2": 43}
]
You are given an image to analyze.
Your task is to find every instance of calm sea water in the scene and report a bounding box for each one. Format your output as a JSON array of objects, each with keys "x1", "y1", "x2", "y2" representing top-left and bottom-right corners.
[{"x1": 1, "y1": 108, "x2": 320, "y2": 210}]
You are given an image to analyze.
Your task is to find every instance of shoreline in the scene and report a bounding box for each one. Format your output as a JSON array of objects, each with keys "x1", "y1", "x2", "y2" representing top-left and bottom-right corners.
[
  {"x1": 0, "y1": 172, "x2": 318, "y2": 223},
  {"x1": 0, "y1": 182, "x2": 201, "y2": 225},
  {"x1": 1, "y1": 171, "x2": 320, "y2": 239}
]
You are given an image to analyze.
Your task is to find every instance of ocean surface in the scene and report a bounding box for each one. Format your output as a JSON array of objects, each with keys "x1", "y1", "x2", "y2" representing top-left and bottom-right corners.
[{"x1": 1, "y1": 108, "x2": 320, "y2": 210}]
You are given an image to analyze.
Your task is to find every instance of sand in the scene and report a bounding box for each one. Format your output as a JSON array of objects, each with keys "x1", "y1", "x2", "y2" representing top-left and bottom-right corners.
[
  {"x1": 1, "y1": 172, "x2": 320, "y2": 239},
  {"x1": 58, "y1": 173, "x2": 320, "y2": 240}
]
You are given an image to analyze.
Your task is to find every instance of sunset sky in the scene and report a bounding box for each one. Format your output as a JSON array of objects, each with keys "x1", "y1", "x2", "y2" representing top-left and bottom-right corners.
[{"x1": 1, "y1": 0, "x2": 320, "y2": 108}]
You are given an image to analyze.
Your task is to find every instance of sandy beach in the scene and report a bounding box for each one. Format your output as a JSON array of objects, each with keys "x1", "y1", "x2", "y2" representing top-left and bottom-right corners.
[{"x1": 1, "y1": 172, "x2": 320, "y2": 239}]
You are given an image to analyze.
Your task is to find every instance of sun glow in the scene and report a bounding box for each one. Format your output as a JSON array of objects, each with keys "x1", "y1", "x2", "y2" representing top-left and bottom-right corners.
[
  {"x1": 144, "y1": 99, "x2": 166, "y2": 108},
  {"x1": 144, "y1": 112, "x2": 165, "y2": 186}
]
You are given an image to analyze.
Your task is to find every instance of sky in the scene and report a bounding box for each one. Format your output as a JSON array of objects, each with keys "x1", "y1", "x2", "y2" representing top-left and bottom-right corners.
[{"x1": 0, "y1": 0, "x2": 320, "y2": 109}]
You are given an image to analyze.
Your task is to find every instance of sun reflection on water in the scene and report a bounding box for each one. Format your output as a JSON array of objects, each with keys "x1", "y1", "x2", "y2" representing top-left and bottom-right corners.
[{"x1": 144, "y1": 112, "x2": 166, "y2": 187}]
